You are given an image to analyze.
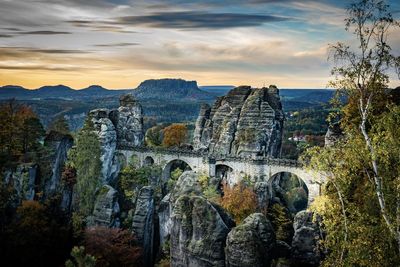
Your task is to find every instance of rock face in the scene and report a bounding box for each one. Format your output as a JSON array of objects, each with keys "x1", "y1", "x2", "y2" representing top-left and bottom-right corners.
[
  {"x1": 193, "y1": 85, "x2": 284, "y2": 157},
  {"x1": 291, "y1": 211, "x2": 323, "y2": 266},
  {"x1": 132, "y1": 186, "x2": 155, "y2": 267},
  {"x1": 110, "y1": 94, "x2": 144, "y2": 148},
  {"x1": 89, "y1": 94, "x2": 144, "y2": 183},
  {"x1": 4, "y1": 164, "x2": 38, "y2": 201},
  {"x1": 89, "y1": 185, "x2": 120, "y2": 228},
  {"x1": 133, "y1": 78, "x2": 213, "y2": 100},
  {"x1": 43, "y1": 131, "x2": 74, "y2": 197},
  {"x1": 225, "y1": 213, "x2": 276, "y2": 267},
  {"x1": 324, "y1": 123, "x2": 343, "y2": 147},
  {"x1": 254, "y1": 181, "x2": 271, "y2": 214},
  {"x1": 171, "y1": 195, "x2": 234, "y2": 267}
]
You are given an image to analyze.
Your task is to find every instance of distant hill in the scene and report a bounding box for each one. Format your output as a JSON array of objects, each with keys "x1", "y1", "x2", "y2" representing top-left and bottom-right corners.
[
  {"x1": 199, "y1": 85, "x2": 235, "y2": 96},
  {"x1": 0, "y1": 79, "x2": 215, "y2": 101},
  {"x1": 133, "y1": 79, "x2": 214, "y2": 100}
]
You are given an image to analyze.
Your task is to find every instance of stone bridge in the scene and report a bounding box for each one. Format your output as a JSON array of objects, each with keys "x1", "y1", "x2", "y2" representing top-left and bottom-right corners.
[{"x1": 118, "y1": 146, "x2": 325, "y2": 204}]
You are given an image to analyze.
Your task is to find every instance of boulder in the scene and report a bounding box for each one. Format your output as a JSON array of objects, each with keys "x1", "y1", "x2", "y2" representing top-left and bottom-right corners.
[
  {"x1": 171, "y1": 195, "x2": 234, "y2": 267},
  {"x1": 89, "y1": 185, "x2": 120, "y2": 228},
  {"x1": 193, "y1": 86, "x2": 284, "y2": 157},
  {"x1": 291, "y1": 211, "x2": 323, "y2": 266},
  {"x1": 225, "y1": 213, "x2": 276, "y2": 267},
  {"x1": 132, "y1": 186, "x2": 155, "y2": 267}
]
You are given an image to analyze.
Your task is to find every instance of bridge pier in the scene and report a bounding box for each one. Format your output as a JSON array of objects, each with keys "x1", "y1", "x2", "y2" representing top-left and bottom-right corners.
[{"x1": 208, "y1": 158, "x2": 216, "y2": 178}]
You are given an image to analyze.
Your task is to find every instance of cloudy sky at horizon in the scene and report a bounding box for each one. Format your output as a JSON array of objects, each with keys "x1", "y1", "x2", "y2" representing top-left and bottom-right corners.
[{"x1": 0, "y1": 0, "x2": 399, "y2": 89}]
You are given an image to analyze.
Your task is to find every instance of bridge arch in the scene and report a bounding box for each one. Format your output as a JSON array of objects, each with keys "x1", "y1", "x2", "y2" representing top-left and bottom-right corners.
[
  {"x1": 162, "y1": 159, "x2": 192, "y2": 181},
  {"x1": 144, "y1": 156, "x2": 155, "y2": 166},
  {"x1": 268, "y1": 166, "x2": 321, "y2": 205},
  {"x1": 268, "y1": 171, "x2": 309, "y2": 213}
]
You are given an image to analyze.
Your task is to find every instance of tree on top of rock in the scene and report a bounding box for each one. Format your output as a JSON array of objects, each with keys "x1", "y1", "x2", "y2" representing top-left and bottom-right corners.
[
  {"x1": 162, "y1": 124, "x2": 188, "y2": 148},
  {"x1": 48, "y1": 116, "x2": 70, "y2": 135}
]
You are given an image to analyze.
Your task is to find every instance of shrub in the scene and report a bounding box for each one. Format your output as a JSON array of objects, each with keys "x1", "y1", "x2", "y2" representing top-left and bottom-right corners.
[
  {"x1": 84, "y1": 226, "x2": 142, "y2": 267},
  {"x1": 220, "y1": 181, "x2": 257, "y2": 224}
]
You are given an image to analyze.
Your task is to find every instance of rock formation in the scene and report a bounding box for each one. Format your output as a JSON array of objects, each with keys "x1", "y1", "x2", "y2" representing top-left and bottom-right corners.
[
  {"x1": 89, "y1": 94, "x2": 144, "y2": 183},
  {"x1": 291, "y1": 211, "x2": 324, "y2": 266},
  {"x1": 43, "y1": 131, "x2": 74, "y2": 197},
  {"x1": 225, "y1": 213, "x2": 276, "y2": 267},
  {"x1": 88, "y1": 185, "x2": 120, "y2": 228},
  {"x1": 110, "y1": 94, "x2": 144, "y2": 148},
  {"x1": 4, "y1": 164, "x2": 38, "y2": 201},
  {"x1": 171, "y1": 195, "x2": 234, "y2": 267},
  {"x1": 193, "y1": 85, "x2": 284, "y2": 157},
  {"x1": 324, "y1": 123, "x2": 343, "y2": 147},
  {"x1": 132, "y1": 186, "x2": 155, "y2": 267}
]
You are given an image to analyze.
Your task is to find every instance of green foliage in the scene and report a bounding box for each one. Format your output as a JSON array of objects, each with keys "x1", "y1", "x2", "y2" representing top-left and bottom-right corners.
[
  {"x1": 145, "y1": 125, "x2": 163, "y2": 147},
  {"x1": 65, "y1": 246, "x2": 96, "y2": 267},
  {"x1": 48, "y1": 116, "x2": 70, "y2": 134},
  {"x1": 203, "y1": 185, "x2": 221, "y2": 203},
  {"x1": 267, "y1": 203, "x2": 294, "y2": 243},
  {"x1": 69, "y1": 118, "x2": 101, "y2": 217},
  {"x1": 167, "y1": 167, "x2": 183, "y2": 191}
]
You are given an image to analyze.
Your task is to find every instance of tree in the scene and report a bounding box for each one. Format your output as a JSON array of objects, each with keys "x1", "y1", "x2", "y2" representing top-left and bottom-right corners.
[
  {"x1": 145, "y1": 125, "x2": 163, "y2": 147},
  {"x1": 220, "y1": 181, "x2": 257, "y2": 224},
  {"x1": 0, "y1": 100, "x2": 44, "y2": 164},
  {"x1": 162, "y1": 124, "x2": 188, "y2": 148},
  {"x1": 69, "y1": 118, "x2": 101, "y2": 217},
  {"x1": 84, "y1": 227, "x2": 142, "y2": 267},
  {"x1": 48, "y1": 116, "x2": 70, "y2": 134},
  {"x1": 328, "y1": 0, "x2": 400, "y2": 254},
  {"x1": 20, "y1": 117, "x2": 45, "y2": 155},
  {"x1": 65, "y1": 246, "x2": 96, "y2": 267}
]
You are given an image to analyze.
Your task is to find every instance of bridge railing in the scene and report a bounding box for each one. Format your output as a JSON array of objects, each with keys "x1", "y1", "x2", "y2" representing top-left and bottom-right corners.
[{"x1": 118, "y1": 145, "x2": 302, "y2": 167}]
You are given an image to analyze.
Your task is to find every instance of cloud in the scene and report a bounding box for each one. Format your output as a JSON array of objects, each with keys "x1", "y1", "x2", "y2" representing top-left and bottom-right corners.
[
  {"x1": 18, "y1": 30, "x2": 72, "y2": 35},
  {"x1": 113, "y1": 11, "x2": 291, "y2": 29},
  {"x1": 94, "y1": 42, "x2": 140, "y2": 47}
]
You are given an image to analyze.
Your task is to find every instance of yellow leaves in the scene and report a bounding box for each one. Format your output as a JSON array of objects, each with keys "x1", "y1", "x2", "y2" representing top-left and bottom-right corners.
[
  {"x1": 162, "y1": 124, "x2": 188, "y2": 148},
  {"x1": 220, "y1": 182, "x2": 257, "y2": 224}
]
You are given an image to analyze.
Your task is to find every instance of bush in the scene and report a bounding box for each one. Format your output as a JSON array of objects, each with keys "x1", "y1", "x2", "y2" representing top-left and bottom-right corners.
[{"x1": 84, "y1": 226, "x2": 142, "y2": 267}]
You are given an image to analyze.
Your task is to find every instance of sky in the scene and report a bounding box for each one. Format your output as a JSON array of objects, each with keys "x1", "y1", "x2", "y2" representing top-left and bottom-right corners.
[{"x1": 0, "y1": 0, "x2": 399, "y2": 89}]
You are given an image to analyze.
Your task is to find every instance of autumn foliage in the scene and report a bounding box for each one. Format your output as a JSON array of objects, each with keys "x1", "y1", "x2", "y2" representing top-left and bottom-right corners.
[
  {"x1": 162, "y1": 124, "x2": 188, "y2": 148},
  {"x1": 84, "y1": 226, "x2": 142, "y2": 267},
  {"x1": 220, "y1": 181, "x2": 257, "y2": 224}
]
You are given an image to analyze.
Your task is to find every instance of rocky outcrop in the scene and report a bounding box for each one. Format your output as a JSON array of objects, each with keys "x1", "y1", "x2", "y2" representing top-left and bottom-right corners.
[
  {"x1": 254, "y1": 181, "x2": 270, "y2": 214},
  {"x1": 43, "y1": 131, "x2": 74, "y2": 197},
  {"x1": 324, "y1": 123, "x2": 343, "y2": 147},
  {"x1": 88, "y1": 185, "x2": 120, "y2": 228},
  {"x1": 110, "y1": 94, "x2": 144, "y2": 148},
  {"x1": 171, "y1": 195, "x2": 234, "y2": 267},
  {"x1": 225, "y1": 213, "x2": 276, "y2": 267},
  {"x1": 4, "y1": 164, "x2": 38, "y2": 201},
  {"x1": 158, "y1": 193, "x2": 172, "y2": 246},
  {"x1": 132, "y1": 186, "x2": 155, "y2": 267},
  {"x1": 193, "y1": 85, "x2": 284, "y2": 157},
  {"x1": 90, "y1": 108, "x2": 119, "y2": 184},
  {"x1": 291, "y1": 211, "x2": 323, "y2": 266},
  {"x1": 89, "y1": 94, "x2": 144, "y2": 184}
]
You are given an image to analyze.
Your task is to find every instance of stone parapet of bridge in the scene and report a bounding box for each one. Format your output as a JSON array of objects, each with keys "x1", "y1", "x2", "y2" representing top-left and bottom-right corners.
[{"x1": 117, "y1": 146, "x2": 323, "y2": 205}]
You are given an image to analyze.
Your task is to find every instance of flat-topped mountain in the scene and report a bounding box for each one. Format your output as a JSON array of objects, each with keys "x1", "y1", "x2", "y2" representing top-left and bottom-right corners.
[{"x1": 133, "y1": 78, "x2": 214, "y2": 100}]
